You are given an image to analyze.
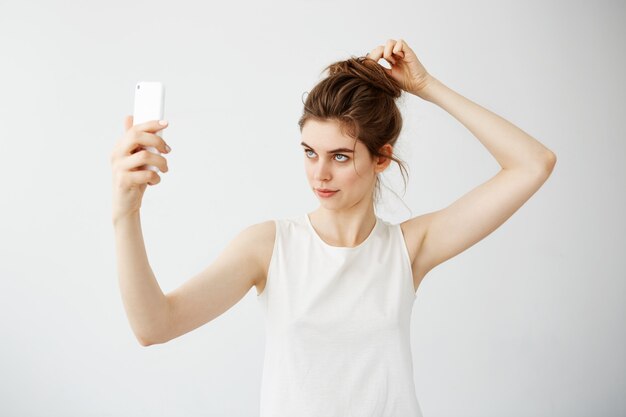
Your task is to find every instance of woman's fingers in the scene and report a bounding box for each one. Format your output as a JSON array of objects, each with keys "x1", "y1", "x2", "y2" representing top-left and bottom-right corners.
[
  {"x1": 392, "y1": 40, "x2": 406, "y2": 58},
  {"x1": 124, "y1": 115, "x2": 133, "y2": 132},
  {"x1": 366, "y1": 45, "x2": 385, "y2": 62},
  {"x1": 123, "y1": 130, "x2": 170, "y2": 156},
  {"x1": 121, "y1": 149, "x2": 169, "y2": 173},
  {"x1": 110, "y1": 117, "x2": 171, "y2": 191},
  {"x1": 132, "y1": 118, "x2": 169, "y2": 134},
  {"x1": 367, "y1": 39, "x2": 407, "y2": 66},
  {"x1": 119, "y1": 118, "x2": 170, "y2": 155},
  {"x1": 123, "y1": 169, "x2": 161, "y2": 187},
  {"x1": 384, "y1": 39, "x2": 408, "y2": 65},
  {"x1": 366, "y1": 42, "x2": 402, "y2": 76},
  {"x1": 384, "y1": 39, "x2": 398, "y2": 64}
]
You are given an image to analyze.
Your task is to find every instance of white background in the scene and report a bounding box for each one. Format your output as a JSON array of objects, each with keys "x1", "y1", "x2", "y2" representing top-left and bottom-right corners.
[{"x1": 1, "y1": 0, "x2": 624, "y2": 416}]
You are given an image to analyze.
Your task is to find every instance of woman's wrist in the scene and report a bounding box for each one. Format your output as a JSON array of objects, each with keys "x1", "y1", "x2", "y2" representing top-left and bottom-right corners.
[
  {"x1": 113, "y1": 209, "x2": 141, "y2": 228},
  {"x1": 411, "y1": 74, "x2": 441, "y2": 102}
]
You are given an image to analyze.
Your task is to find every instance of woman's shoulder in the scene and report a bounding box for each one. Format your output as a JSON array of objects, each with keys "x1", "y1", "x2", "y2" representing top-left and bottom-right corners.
[
  {"x1": 241, "y1": 214, "x2": 303, "y2": 239},
  {"x1": 242, "y1": 214, "x2": 305, "y2": 264},
  {"x1": 241, "y1": 219, "x2": 276, "y2": 248}
]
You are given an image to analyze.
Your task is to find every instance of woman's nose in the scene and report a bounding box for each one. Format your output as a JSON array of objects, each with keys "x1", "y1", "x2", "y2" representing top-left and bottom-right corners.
[{"x1": 313, "y1": 160, "x2": 331, "y2": 181}]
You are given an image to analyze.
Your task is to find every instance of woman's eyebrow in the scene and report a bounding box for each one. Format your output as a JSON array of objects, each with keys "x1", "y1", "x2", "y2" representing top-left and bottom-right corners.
[{"x1": 300, "y1": 141, "x2": 354, "y2": 153}]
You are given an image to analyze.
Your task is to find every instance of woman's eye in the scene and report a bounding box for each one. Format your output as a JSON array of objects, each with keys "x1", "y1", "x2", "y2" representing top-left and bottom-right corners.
[{"x1": 304, "y1": 149, "x2": 349, "y2": 162}]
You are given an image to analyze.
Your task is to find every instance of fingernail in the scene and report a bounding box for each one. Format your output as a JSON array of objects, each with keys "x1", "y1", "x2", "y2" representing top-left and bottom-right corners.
[
  {"x1": 159, "y1": 120, "x2": 168, "y2": 126},
  {"x1": 165, "y1": 145, "x2": 171, "y2": 153}
]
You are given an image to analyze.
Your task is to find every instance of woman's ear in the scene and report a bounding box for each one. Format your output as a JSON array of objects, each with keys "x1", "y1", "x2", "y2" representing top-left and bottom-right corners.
[{"x1": 375, "y1": 144, "x2": 394, "y2": 172}]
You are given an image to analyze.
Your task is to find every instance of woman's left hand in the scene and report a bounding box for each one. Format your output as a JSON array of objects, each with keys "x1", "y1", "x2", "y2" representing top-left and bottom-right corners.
[{"x1": 366, "y1": 39, "x2": 432, "y2": 97}]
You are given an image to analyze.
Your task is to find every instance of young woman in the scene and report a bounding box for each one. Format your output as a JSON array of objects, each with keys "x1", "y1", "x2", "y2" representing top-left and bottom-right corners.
[{"x1": 111, "y1": 39, "x2": 556, "y2": 417}]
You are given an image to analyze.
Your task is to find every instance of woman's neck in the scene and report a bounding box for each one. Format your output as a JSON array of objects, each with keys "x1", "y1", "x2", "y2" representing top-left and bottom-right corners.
[{"x1": 308, "y1": 206, "x2": 377, "y2": 247}]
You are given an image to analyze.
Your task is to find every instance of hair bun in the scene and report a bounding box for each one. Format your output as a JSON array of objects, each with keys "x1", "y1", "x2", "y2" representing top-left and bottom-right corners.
[{"x1": 324, "y1": 56, "x2": 403, "y2": 99}]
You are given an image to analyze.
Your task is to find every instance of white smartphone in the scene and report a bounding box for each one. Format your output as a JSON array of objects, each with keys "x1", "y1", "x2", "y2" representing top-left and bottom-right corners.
[{"x1": 132, "y1": 81, "x2": 165, "y2": 173}]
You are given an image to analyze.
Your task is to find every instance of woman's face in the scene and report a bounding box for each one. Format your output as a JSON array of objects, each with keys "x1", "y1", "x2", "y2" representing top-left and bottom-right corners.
[{"x1": 301, "y1": 119, "x2": 388, "y2": 209}]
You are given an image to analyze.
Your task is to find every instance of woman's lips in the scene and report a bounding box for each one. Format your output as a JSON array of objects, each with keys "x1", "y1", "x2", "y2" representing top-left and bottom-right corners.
[{"x1": 316, "y1": 189, "x2": 338, "y2": 198}]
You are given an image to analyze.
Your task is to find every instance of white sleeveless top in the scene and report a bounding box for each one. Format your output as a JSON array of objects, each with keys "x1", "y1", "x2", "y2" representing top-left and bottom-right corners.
[{"x1": 257, "y1": 213, "x2": 423, "y2": 417}]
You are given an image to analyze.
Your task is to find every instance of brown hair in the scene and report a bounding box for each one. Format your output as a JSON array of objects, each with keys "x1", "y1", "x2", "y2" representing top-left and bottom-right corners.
[{"x1": 298, "y1": 55, "x2": 409, "y2": 206}]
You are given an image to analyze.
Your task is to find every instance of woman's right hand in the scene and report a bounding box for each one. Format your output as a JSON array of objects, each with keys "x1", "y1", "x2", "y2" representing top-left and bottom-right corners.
[{"x1": 110, "y1": 115, "x2": 171, "y2": 222}]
